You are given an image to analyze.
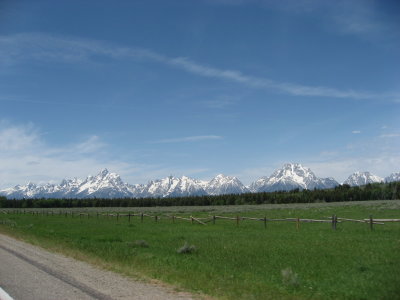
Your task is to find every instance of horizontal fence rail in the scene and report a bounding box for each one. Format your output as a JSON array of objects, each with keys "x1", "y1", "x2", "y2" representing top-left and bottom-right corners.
[{"x1": 0, "y1": 210, "x2": 399, "y2": 231}]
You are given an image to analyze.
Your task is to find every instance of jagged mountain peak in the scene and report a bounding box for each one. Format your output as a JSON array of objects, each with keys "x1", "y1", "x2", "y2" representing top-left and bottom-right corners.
[
  {"x1": 276, "y1": 163, "x2": 314, "y2": 176},
  {"x1": 207, "y1": 174, "x2": 248, "y2": 195},
  {"x1": 214, "y1": 173, "x2": 228, "y2": 179},
  {"x1": 99, "y1": 168, "x2": 109, "y2": 175},
  {"x1": 26, "y1": 182, "x2": 37, "y2": 188},
  {"x1": 282, "y1": 162, "x2": 306, "y2": 169},
  {"x1": 250, "y1": 163, "x2": 338, "y2": 192},
  {"x1": 210, "y1": 174, "x2": 237, "y2": 181},
  {"x1": 385, "y1": 172, "x2": 400, "y2": 183},
  {"x1": 344, "y1": 171, "x2": 383, "y2": 186},
  {"x1": 1, "y1": 166, "x2": 398, "y2": 199}
]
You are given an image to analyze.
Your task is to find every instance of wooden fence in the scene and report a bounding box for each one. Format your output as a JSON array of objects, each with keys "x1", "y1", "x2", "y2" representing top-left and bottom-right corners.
[{"x1": 1, "y1": 209, "x2": 400, "y2": 231}]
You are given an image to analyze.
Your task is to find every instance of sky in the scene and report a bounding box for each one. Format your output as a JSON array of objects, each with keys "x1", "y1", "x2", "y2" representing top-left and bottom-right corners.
[{"x1": 0, "y1": 0, "x2": 399, "y2": 188}]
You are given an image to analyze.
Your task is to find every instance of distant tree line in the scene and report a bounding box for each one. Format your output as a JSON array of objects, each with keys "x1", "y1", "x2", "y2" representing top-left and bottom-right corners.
[{"x1": 0, "y1": 182, "x2": 399, "y2": 208}]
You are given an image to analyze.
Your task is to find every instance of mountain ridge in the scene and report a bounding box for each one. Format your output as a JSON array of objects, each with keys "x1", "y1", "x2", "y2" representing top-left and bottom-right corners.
[{"x1": 0, "y1": 164, "x2": 398, "y2": 199}]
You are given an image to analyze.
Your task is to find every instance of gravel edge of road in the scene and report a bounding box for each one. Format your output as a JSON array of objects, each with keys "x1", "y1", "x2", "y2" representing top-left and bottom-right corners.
[{"x1": 0, "y1": 233, "x2": 200, "y2": 300}]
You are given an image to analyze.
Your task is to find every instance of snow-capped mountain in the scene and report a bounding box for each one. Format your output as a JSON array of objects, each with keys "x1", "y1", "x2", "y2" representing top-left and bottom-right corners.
[
  {"x1": 249, "y1": 163, "x2": 339, "y2": 192},
  {"x1": 0, "y1": 169, "x2": 134, "y2": 199},
  {"x1": 0, "y1": 169, "x2": 250, "y2": 199},
  {"x1": 1, "y1": 165, "x2": 398, "y2": 199},
  {"x1": 139, "y1": 175, "x2": 208, "y2": 198},
  {"x1": 0, "y1": 170, "x2": 210, "y2": 199},
  {"x1": 343, "y1": 172, "x2": 383, "y2": 187},
  {"x1": 206, "y1": 174, "x2": 249, "y2": 195},
  {"x1": 0, "y1": 182, "x2": 41, "y2": 199},
  {"x1": 74, "y1": 169, "x2": 133, "y2": 198},
  {"x1": 385, "y1": 173, "x2": 400, "y2": 183}
]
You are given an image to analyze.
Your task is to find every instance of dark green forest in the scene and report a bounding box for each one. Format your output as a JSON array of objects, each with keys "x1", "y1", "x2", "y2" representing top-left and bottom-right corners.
[{"x1": 1, "y1": 182, "x2": 399, "y2": 208}]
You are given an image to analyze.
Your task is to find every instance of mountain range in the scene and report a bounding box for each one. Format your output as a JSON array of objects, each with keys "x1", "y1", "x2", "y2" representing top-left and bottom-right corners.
[{"x1": 0, "y1": 163, "x2": 398, "y2": 199}]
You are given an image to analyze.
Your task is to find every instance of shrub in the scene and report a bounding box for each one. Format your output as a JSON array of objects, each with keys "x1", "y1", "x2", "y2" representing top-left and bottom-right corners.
[
  {"x1": 281, "y1": 267, "x2": 299, "y2": 287},
  {"x1": 177, "y1": 242, "x2": 196, "y2": 254},
  {"x1": 134, "y1": 240, "x2": 149, "y2": 248}
]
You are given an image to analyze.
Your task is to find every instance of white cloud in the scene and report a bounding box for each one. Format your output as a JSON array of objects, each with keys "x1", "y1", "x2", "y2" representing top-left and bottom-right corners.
[
  {"x1": 0, "y1": 122, "x2": 220, "y2": 188},
  {"x1": 0, "y1": 122, "x2": 125, "y2": 188},
  {"x1": 352, "y1": 130, "x2": 361, "y2": 134},
  {"x1": 0, "y1": 122, "x2": 40, "y2": 152},
  {"x1": 152, "y1": 135, "x2": 222, "y2": 144},
  {"x1": 0, "y1": 33, "x2": 397, "y2": 101}
]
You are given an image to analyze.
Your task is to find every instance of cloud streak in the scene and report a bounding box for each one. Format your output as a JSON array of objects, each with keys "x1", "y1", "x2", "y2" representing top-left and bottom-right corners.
[
  {"x1": 0, "y1": 33, "x2": 397, "y2": 101},
  {"x1": 380, "y1": 133, "x2": 400, "y2": 138},
  {"x1": 168, "y1": 56, "x2": 386, "y2": 99},
  {"x1": 152, "y1": 135, "x2": 222, "y2": 144}
]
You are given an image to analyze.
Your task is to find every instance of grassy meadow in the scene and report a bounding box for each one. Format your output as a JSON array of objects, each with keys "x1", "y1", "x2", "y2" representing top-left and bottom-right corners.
[{"x1": 1, "y1": 200, "x2": 400, "y2": 299}]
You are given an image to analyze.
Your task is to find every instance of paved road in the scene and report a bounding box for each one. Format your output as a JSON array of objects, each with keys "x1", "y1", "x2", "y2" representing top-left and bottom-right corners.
[{"x1": 0, "y1": 234, "x2": 194, "y2": 300}]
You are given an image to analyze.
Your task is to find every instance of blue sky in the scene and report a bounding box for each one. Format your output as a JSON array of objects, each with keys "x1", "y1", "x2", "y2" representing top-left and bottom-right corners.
[{"x1": 0, "y1": 0, "x2": 399, "y2": 187}]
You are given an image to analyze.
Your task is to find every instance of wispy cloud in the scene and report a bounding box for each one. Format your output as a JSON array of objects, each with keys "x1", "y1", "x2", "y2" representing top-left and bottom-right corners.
[
  {"x1": 0, "y1": 122, "x2": 223, "y2": 187},
  {"x1": 0, "y1": 122, "x2": 40, "y2": 152},
  {"x1": 152, "y1": 135, "x2": 223, "y2": 144},
  {"x1": 209, "y1": 0, "x2": 399, "y2": 43},
  {"x1": 0, "y1": 122, "x2": 124, "y2": 188},
  {"x1": 380, "y1": 133, "x2": 400, "y2": 138},
  {"x1": 352, "y1": 130, "x2": 361, "y2": 134},
  {"x1": 200, "y1": 95, "x2": 239, "y2": 109},
  {"x1": 330, "y1": 0, "x2": 385, "y2": 37},
  {"x1": 0, "y1": 95, "x2": 129, "y2": 109},
  {"x1": 0, "y1": 33, "x2": 397, "y2": 101},
  {"x1": 168, "y1": 56, "x2": 383, "y2": 99}
]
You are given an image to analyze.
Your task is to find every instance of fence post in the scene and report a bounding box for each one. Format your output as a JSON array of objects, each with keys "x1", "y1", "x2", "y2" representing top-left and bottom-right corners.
[
  {"x1": 332, "y1": 214, "x2": 337, "y2": 230},
  {"x1": 264, "y1": 216, "x2": 267, "y2": 229},
  {"x1": 155, "y1": 215, "x2": 158, "y2": 223},
  {"x1": 117, "y1": 213, "x2": 119, "y2": 222},
  {"x1": 236, "y1": 215, "x2": 240, "y2": 227},
  {"x1": 172, "y1": 216, "x2": 175, "y2": 223},
  {"x1": 296, "y1": 218, "x2": 300, "y2": 231},
  {"x1": 141, "y1": 213, "x2": 144, "y2": 223},
  {"x1": 213, "y1": 215, "x2": 216, "y2": 225},
  {"x1": 128, "y1": 213, "x2": 131, "y2": 223},
  {"x1": 191, "y1": 216, "x2": 193, "y2": 224},
  {"x1": 370, "y1": 215, "x2": 373, "y2": 231}
]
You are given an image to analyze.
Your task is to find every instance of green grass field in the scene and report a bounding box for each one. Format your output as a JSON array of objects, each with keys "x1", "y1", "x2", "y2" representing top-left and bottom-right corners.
[{"x1": 1, "y1": 200, "x2": 400, "y2": 299}]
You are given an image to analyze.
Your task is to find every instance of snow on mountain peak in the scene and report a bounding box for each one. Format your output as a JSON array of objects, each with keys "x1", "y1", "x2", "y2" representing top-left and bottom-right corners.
[
  {"x1": 250, "y1": 163, "x2": 338, "y2": 192},
  {"x1": 99, "y1": 168, "x2": 109, "y2": 175},
  {"x1": 206, "y1": 174, "x2": 248, "y2": 195},
  {"x1": 344, "y1": 171, "x2": 383, "y2": 186},
  {"x1": 385, "y1": 172, "x2": 400, "y2": 183},
  {"x1": 0, "y1": 165, "x2": 398, "y2": 199}
]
